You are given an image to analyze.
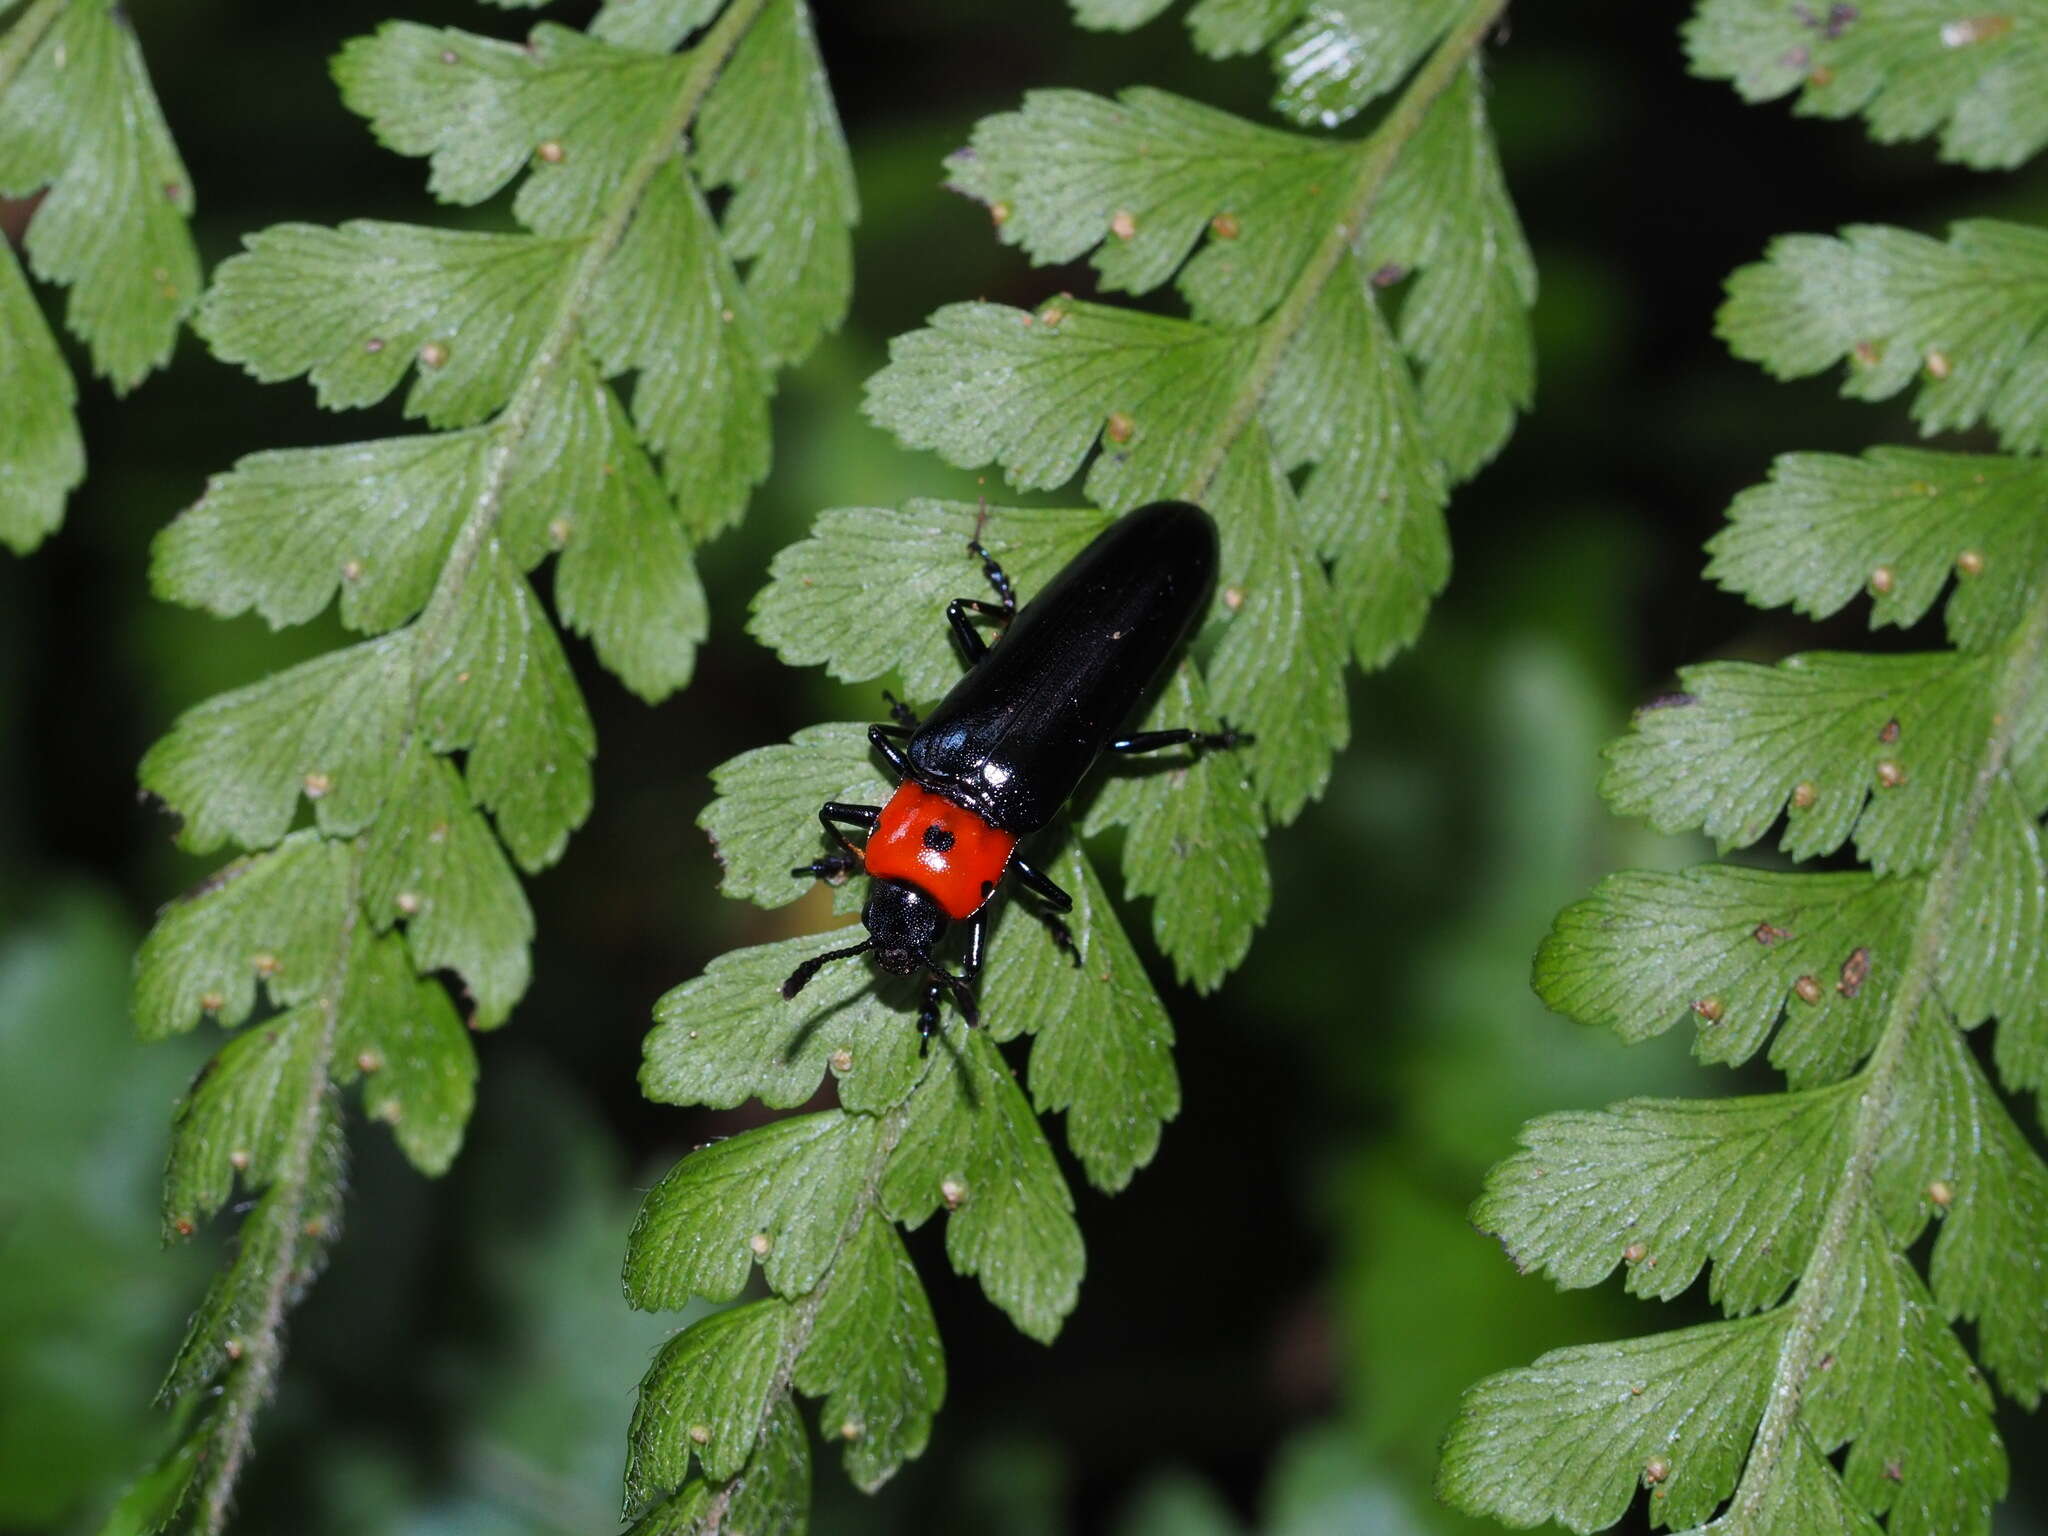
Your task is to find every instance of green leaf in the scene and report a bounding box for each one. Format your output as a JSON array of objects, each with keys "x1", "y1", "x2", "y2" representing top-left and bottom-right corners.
[
  {"x1": 0, "y1": 242, "x2": 82, "y2": 553},
  {"x1": 626, "y1": 1298, "x2": 792, "y2": 1501},
  {"x1": 881, "y1": 1030, "x2": 1084, "y2": 1343},
  {"x1": 334, "y1": 925, "x2": 477, "y2": 1176},
  {"x1": 153, "y1": 431, "x2": 483, "y2": 634},
  {"x1": 1466, "y1": 1028, "x2": 2027, "y2": 1531},
  {"x1": 750, "y1": 502, "x2": 1111, "y2": 705},
  {"x1": 949, "y1": 86, "x2": 1347, "y2": 326},
  {"x1": 139, "y1": 634, "x2": 413, "y2": 855},
  {"x1": 1268, "y1": 0, "x2": 1464, "y2": 128},
  {"x1": 1202, "y1": 427, "x2": 1348, "y2": 822},
  {"x1": 1602, "y1": 651, "x2": 2002, "y2": 873},
  {"x1": 625, "y1": 1397, "x2": 812, "y2": 1536},
  {"x1": 1707, "y1": 448, "x2": 2048, "y2": 651},
  {"x1": 133, "y1": 833, "x2": 353, "y2": 1040},
  {"x1": 548, "y1": 368, "x2": 710, "y2": 701},
  {"x1": 1686, "y1": 0, "x2": 2048, "y2": 170},
  {"x1": 0, "y1": 0, "x2": 200, "y2": 389},
  {"x1": 698, "y1": 723, "x2": 889, "y2": 913},
  {"x1": 987, "y1": 840, "x2": 1179, "y2": 1193},
  {"x1": 642, "y1": 931, "x2": 926, "y2": 1115},
  {"x1": 333, "y1": 22, "x2": 687, "y2": 235},
  {"x1": 625, "y1": 1111, "x2": 881, "y2": 1308},
  {"x1": 360, "y1": 747, "x2": 534, "y2": 1029},
  {"x1": 92, "y1": 1430, "x2": 203, "y2": 1536},
  {"x1": 1719, "y1": 221, "x2": 2048, "y2": 453},
  {"x1": 1799, "y1": 1210, "x2": 2003, "y2": 1535},
  {"x1": 159, "y1": 1101, "x2": 345, "y2": 1404},
  {"x1": 793, "y1": 1213, "x2": 946, "y2": 1490},
  {"x1": 719, "y1": 1395, "x2": 815, "y2": 1534},
  {"x1": 588, "y1": 161, "x2": 772, "y2": 541},
  {"x1": 593, "y1": 0, "x2": 725, "y2": 53},
  {"x1": 1439, "y1": 1312, "x2": 1787, "y2": 1531},
  {"x1": 1535, "y1": 865, "x2": 1913, "y2": 1083},
  {"x1": 1267, "y1": 255, "x2": 1448, "y2": 669},
  {"x1": 196, "y1": 222, "x2": 577, "y2": 427},
  {"x1": 1070, "y1": 0, "x2": 1177, "y2": 30},
  {"x1": 1891, "y1": 1012, "x2": 2048, "y2": 1405},
  {"x1": 865, "y1": 299, "x2": 1258, "y2": 510},
  {"x1": 163, "y1": 1005, "x2": 327, "y2": 1235},
  {"x1": 694, "y1": 0, "x2": 857, "y2": 364},
  {"x1": 1185, "y1": 0, "x2": 1303, "y2": 57},
  {"x1": 1083, "y1": 664, "x2": 1270, "y2": 991},
  {"x1": 1940, "y1": 780, "x2": 2048, "y2": 1049},
  {"x1": 415, "y1": 542, "x2": 595, "y2": 872},
  {"x1": 1363, "y1": 66, "x2": 1537, "y2": 482},
  {"x1": 1067, "y1": 0, "x2": 1483, "y2": 132},
  {"x1": 1480, "y1": 1082, "x2": 1860, "y2": 1315},
  {"x1": 130, "y1": 2, "x2": 861, "y2": 1524}
]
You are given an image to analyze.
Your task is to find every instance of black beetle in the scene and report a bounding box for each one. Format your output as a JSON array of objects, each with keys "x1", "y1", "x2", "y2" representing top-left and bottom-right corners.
[{"x1": 782, "y1": 500, "x2": 1249, "y2": 1041}]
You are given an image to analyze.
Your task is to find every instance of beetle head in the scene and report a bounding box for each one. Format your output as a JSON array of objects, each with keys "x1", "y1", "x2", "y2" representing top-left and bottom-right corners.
[{"x1": 861, "y1": 878, "x2": 950, "y2": 973}]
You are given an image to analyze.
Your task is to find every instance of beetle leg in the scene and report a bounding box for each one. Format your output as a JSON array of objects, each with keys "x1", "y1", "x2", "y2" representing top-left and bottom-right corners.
[
  {"x1": 916, "y1": 981, "x2": 943, "y2": 1052},
  {"x1": 945, "y1": 598, "x2": 1009, "y2": 664},
  {"x1": 868, "y1": 723, "x2": 914, "y2": 778},
  {"x1": 916, "y1": 911, "x2": 986, "y2": 1055},
  {"x1": 792, "y1": 801, "x2": 878, "y2": 881},
  {"x1": 1010, "y1": 857, "x2": 1081, "y2": 967},
  {"x1": 881, "y1": 689, "x2": 921, "y2": 730},
  {"x1": 960, "y1": 905, "x2": 989, "y2": 981},
  {"x1": 1107, "y1": 718, "x2": 1255, "y2": 755},
  {"x1": 966, "y1": 532, "x2": 1017, "y2": 617}
]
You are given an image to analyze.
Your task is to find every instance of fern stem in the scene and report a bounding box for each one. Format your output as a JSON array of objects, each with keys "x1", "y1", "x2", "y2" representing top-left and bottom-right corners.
[
  {"x1": 1177, "y1": 0, "x2": 1507, "y2": 504},
  {"x1": 1727, "y1": 574, "x2": 2048, "y2": 1518},
  {"x1": 0, "y1": 0, "x2": 72, "y2": 103},
  {"x1": 191, "y1": 847, "x2": 364, "y2": 1535},
  {"x1": 407, "y1": 0, "x2": 774, "y2": 698},
  {"x1": 698, "y1": 1099, "x2": 914, "y2": 1530}
]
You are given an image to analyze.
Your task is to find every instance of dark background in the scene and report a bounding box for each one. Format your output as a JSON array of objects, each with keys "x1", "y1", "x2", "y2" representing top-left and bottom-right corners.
[{"x1": 5, "y1": 1, "x2": 2047, "y2": 1532}]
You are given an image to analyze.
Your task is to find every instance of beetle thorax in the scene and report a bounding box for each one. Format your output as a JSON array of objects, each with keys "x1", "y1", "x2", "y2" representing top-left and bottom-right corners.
[{"x1": 863, "y1": 779, "x2": 1017, "y2": 920}]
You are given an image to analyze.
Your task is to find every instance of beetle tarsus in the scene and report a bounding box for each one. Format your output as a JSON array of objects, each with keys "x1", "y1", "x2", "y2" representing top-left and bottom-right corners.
[
  {"x1": 1107, "y1": 720, "x2": 1256, "y2": 756},
  {"x1": 882, "y1": 689, "x2": 921, "y2": 731},
  {"x1": 916, "y1": 982, "x2": 941, "y2": 1052},
  {"x1": 1009, "y1": 856, "x2": 1080, "y2": 964},
  {"x1": 796, "y1": 802, "x2": 879, "y2": 883},
  {"x1": 967, "y1": 530, "x2": 1017, "y2": 617}
]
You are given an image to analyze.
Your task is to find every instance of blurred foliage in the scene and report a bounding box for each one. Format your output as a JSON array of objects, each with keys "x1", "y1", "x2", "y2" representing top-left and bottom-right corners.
[{"x1": 9, "y1": 0, "x2": 2048, "y2": 1533}]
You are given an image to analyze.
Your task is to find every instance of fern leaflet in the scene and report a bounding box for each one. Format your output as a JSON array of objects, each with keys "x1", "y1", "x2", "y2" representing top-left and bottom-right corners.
[
  {"x1": 1688, "y1": 0, "x2": 2048, "y2": 169},
  {"x1": 619, "y1": 0, "x2": 1536, "y2": 1525},
  {"x1": 1440, "y1": 221, "x2": 2048, "y2": 1535},
  {"x1": 115, "y1": 1, "x2": 853, "y2": 1528},
  {"x1": 0, "y1": 0, "x2": 198, "y2": 551}
]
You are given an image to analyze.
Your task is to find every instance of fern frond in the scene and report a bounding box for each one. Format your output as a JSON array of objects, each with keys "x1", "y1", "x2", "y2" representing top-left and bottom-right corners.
[
  {"x1": 0, "y1": 0, "x2": 199, "y2": 550},
  {"x1": 621, "y1": 0, "x2": 1535, "y2": 1525},
  {"x1": 1720, "y1": 221, "x2": 2048, "y2": 450},
  {"x1": 1441, "y1": 221, "x2": 2048, "y2": 1532},
  {"x1": 1067, "y1": 0, "x2": 1485, "y2": 131},
  {"x1": 120, "y1": 1, "x2": 852, "y2": 1527},
  {"x1": 1687, "y1": 0, "x2": 2048, "y2": 170}
]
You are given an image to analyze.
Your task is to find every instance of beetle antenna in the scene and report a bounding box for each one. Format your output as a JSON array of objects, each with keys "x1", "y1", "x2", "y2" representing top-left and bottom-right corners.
[{"x1": 781, "y1": 938, "x2": 873, "y2": 1000}]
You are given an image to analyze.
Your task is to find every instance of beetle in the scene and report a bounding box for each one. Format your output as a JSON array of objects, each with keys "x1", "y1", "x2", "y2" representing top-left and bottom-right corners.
[{"x1": 781, "y1": 499, "x2": 1250, "y2": 1042}]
